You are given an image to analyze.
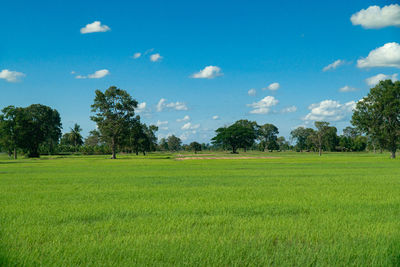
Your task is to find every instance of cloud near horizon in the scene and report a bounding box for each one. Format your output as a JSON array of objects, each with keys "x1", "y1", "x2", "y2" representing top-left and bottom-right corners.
[
  {"x1": 365, "y1": 73, "x2": 398, "y2": 86},
  {"x1": 156, "y1": 98, "x2": 188, "y2": 112},
  {"x1": 247, "y1": 96, "x2": 279, "y2": 114},
  {"x1": 303, "y1": 100, "x2": 356, "y2": 122}
]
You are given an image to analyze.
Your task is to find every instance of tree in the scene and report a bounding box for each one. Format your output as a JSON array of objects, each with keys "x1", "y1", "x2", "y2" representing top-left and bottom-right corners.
[
  {"x1": 311, "y1": 121, "x2": 331, "y2": 156},
  {"x1": 277, "y1": 136, "x2": 290, "y2": 151},
  {"x1": 290, "y1": 127, "x2": 315, "y2": 152},
  {"x1": 69, "y1": 123, "x2": 83, "y2": 150},
  {"x1": 258, "y1": 123, "x2": 279, "y2": 151},
  {"x1": 91, "y1": 86, "x2": 138, "y2": 159},
  {"x1": 167, "y1": 135, "x2": 182, "y2": 151},
  {"x1": 189, "y1": 142, "x2": 202, "y2": 154},
  {"x1": 84, "y1": 130, "x2": 102, "y2": 147},
  {"x1": 352, "y1": 80, "x2": 400, "y2": 158},
  {"x1": 0, "y1": 106, "x2": 25, "y2": 159},
  {"x1": 158, "y1": 138, "x2": 169, "y2": 151},
  {"x1": 22, "y1": 104, "x2": 62, "y2": 157},
  {"x1": 212, "y1": 120, "x2": 258, "y2": 153}
]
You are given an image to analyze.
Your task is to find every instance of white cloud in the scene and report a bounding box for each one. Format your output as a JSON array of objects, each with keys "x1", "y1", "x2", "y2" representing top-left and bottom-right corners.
[
  {"x1": 156, "y1": 120, "x2": 168, "y2": 130},
  {"x1": 150, "y1": 53, "x2": 162, "y2": 62},
  {"x1": 156, "y1": 98, "x2": 188, "y2": 112},
  {"x1": 281, "y1": 106, "x2": 297, "y2": 113},
  {"x1": 80, "y1": 21, "x2": 110, "y2": 34},
  {"x1": 133, "y1": 52, "x2": 141, "y2": 59},
  {"x1": 248, "y1": 88, "x2": 256, "y2": 96},
  {"x1": 247, "y1": 96, "x2": 279, "y2": 114},
  {"x1": 212, "y1": 115, "x2": 220, "y2": 120},
  {"x1": 323, "y1": 59, "x2": 344, "y2": 71},
  {"x1": 75, "y1": 69, "x2": 109, "y2": 79},
  {"x1": 351, "y1": 4, "x2": 400, "y2": 29},
  {"x1": 365, "y1": 73, "x2": 398, "y2": 86},
  {"x1": 181, "y1": 122, "x2": 200, "y2": 130},
  {"x1": 303, "y1": 100, "x2": 356, "y2": 121},
  {"x1": 357, "y1": 42, "x2": 400, "y2": 68},
  {"x1": 135, "y1": 102, "x2": 148, "y2": 113},
  {"x1": 264, "y1": 82, "x2": 280, "y2": 91},
  {"x1": 339, "y1": 85, "x2": 358, "y2": 92},
  {"x1": 191, "y1": 66, "x2": 222, "y2": 79},
  {"x1": 177, "y1": 115, "x2": 190, "y2": 122},
  {"x1": 0, "y1": 69, "x2": 25, "y2": 82}
]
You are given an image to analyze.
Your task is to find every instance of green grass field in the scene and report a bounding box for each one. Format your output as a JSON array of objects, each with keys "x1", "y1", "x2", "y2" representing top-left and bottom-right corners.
[{"x1": 1, "y1": 152, "x2": 400, "y2": 266}]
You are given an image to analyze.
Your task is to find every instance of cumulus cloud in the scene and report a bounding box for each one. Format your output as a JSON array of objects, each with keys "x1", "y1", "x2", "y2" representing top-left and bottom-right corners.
[
  {"x1": 135, "y1": 102, "x2": 148, "y2": 113},
  {"x1": 351, "y1": 4, "x2": 400, "y2": 29},
  {"x1": 177, "y1": 115, "x2": 190, "y2": 122},
  {"x1": 133, "y1": 52, "x2": 141, "y2": 59},
  {"x1": 212, "y1": 115, "x2": 220, "y2": 120},
  {"x1": 156, "y1": 98, "x2": 188, "y2": 112},
  {"x1": 264, "y1": 82, "x2": 280, "y2": 91},
  {"x1": 150, "y1": 53, "x2": 162, "y2": 62},
  {"x1": 80, "y1": 21, "x2": 110, "y2": 34},
  {"x1": 303, "y1": 100, "x2": 356, "y2": 121},
  {"x1": 339, "y1": 85, "x2": 358, "y2": 92},
  {"x1": 0, "y1": 69, "x2": 25, "y2": 82},
  {"x1": 247, "y1": 96, "x2": 279, "y2": 114},
  {"x1": 248, "y1": 88, "x2": 256, "y2": 96},
  {"x1": 365, "y1": 73, "x2": 398, "y2": 86},
  {"x1": 281, "y1": 106, "x2": 297, "y2": 113},
  {"x1": 75, "y1": 69, "x2": 109, "y2": 79},
  {"x1": 181, "y1": 122, "x2": 200, "y2": 130},
  {"x1": 357, "y1": 42, "x2": 400, "y2": 68},
  {"x1": 323, "y1": 59, "x2": 344, "y2": 71},
  {"x1": 191, "y1": 66, "x2": 222, "y2": 79},
  {"x1": 156, "y1": 120, "x2": 168, "y2": 130}
]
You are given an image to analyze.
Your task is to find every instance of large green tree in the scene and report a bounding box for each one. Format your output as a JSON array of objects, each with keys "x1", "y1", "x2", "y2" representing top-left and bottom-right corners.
[
  {"x1": 91, "y1": 86, "x2": 138, "y2": 159},
  {"x1": 290, "y1": 127, "x2": 315, "y2": 152},
  {"x1": 258, "y1": 123, "x2": 279, "y2": 151},
  {"x1": 352, "y1": 80, "x2": 400, "y2": 158},
  {"x1": 212, "y1": 120, "x2": 258, "y2": 153},
  {"x1": 0, "y1": 106, "x2": 26, "y2": 159},
  {"x1": 167, "y1": 135, "x2": 182, "y2": 151},
  {"x1": 311, "y1": 121, "x2": 332, "y2": 156},
  {"x1": 189, "y1": 141, "x2": 202, "y2": 154}
]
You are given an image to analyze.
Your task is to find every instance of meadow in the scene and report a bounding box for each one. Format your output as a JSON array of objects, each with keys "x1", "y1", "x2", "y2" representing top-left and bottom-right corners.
[{"x1": 0, "y1": 152, "x2": 400, "y2": 266}]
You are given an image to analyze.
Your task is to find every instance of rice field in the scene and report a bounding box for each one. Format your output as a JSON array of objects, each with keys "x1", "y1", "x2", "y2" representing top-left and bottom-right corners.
[{"x1": 0, "y1": 152, "x2": 400, "y2": 266}]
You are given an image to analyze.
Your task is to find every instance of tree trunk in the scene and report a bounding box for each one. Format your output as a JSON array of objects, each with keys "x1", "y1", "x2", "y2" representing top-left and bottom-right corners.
[
  {"x1": 142, "y1": 151, "x2": 146, "y2": 156},
  {"x1": 135, "y1": 150, "x2": 139, "y2": 156},
  {"x1": 319, "y1": 146, "x2": 322, "y2": 156},
  {"x1": 111, "y1": 137, "x2": 116, "y2": 159},
  {"x1": 232, "y1": 146, "x2": 237, "y2": 154},
  {"x1": 391, "y1": 149, "x2": 396, "y2": 159},
  {"x1": 13, "y1": 147, "x2": 17, "y2": 160}
]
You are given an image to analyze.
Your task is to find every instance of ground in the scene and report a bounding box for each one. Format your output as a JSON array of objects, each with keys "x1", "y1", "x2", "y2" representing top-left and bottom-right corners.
[{"x1": 0, "y1": 152, "x2": 400, "y2": 266}]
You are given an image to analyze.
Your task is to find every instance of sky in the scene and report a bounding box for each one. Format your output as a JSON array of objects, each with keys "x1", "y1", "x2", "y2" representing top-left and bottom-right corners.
[{"x1": 1, "y1": 0, "x2": 400, "y2": 143}]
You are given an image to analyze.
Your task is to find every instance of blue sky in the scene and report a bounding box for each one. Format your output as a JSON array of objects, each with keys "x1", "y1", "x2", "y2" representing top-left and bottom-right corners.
[{"x1": 1, "y1": 0, "x2": 399, "y2": 143}]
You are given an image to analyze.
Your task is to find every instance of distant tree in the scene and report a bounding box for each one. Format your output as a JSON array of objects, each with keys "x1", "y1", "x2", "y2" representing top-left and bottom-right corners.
[
  {"x1": 277, "y1": 136, "x2": 290, "y2": 151},
  {"x1": 352, "y1": 80, "x2": 400, "y2": 158},
  {"x1": 136, "y1": 124, "x2": 158, "y2": 155},
  {"x1": 84, "y1": 130, "x2": 102, "y2": 147},
  {"x1": 69, "y1": 123, "x2": 83, "y2": 150},
  {"x1": 167, "y1": 135, "x2": 182, "y2": 151},
  {"x1": 290, "y1": 127, "x2": 315, "y2": 152},
  {"x1": 158, "y1": 138, "x2": 169, "y2": 151},
  {"x1": 90, "y1": 86, "x2": 138, "y2": 159},
  {"x1": 21, "y1": 104, "x2": 62, "y2": 157},
  {"x1": 310, "y1": 121, "x2": 331, "y2": 156},
  {"x1": 0, "y1": 106, "x2": 25, "y2": 159},
  {"x1": 258, "y1": 123, "x2": 279, "y2": 151},
  {"x1": 212, "y1": 120, "x2": 258, "y2": 153},
  {"x1": 189, "y1": 142, "x2": 202, "y2": 154}
]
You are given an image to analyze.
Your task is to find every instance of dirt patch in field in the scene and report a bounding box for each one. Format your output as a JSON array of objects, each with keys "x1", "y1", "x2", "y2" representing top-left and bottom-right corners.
[{"x1": 175, "y1": 156, "x2": 281, "y2": 160}]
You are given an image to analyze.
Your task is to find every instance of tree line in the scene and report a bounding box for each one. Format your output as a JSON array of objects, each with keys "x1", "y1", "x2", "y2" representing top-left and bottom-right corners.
[{"x1": 1, "y1": 80, "x2": 399, "y2": 158}]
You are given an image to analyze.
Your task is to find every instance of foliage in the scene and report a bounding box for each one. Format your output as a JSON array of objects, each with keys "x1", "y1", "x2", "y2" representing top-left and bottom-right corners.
[
  {"x1": 352, "y1": 80, "x2": 400, "y2": 158},
  {"x1": 91, "y1": 86, "x2": 138, "y2": 159}
]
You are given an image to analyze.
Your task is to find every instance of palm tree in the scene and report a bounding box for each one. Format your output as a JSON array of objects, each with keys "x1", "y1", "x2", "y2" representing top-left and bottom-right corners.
[{"x1": 69, "y1": 123, "x2": 83, "y2": 151}]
